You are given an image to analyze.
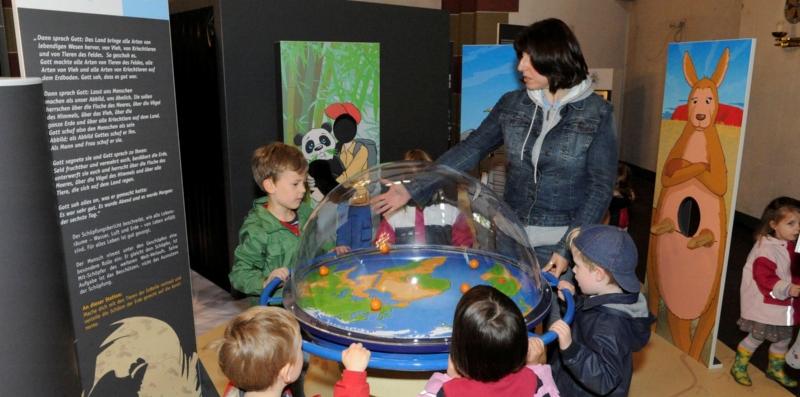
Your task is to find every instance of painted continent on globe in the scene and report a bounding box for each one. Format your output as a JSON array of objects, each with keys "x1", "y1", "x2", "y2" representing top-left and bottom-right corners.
[
  {"x1": 297, "y1": 256, "x2": 451, "y2": 322},
  {"x1": 294, "y1": 251, "x2": 534, "y2": 339}
]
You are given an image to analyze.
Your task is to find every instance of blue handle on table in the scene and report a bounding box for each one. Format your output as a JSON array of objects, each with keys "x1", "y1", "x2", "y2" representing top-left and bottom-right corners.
[
  {"x1": 259, "y1": 270, "x2": 575, "y2": 371},
  {"x1": 536, "y1": 271, "x2": 575, "y2": 344},
  {"x1": 303, "y1": 341, "x2": 451, "y2": 372}
]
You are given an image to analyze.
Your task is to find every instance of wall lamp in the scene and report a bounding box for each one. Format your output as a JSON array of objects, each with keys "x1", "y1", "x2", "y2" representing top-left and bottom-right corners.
[
  {"x1": 775, "y1": 1, "x2": 800, "y2": 47},
  {"x1": 773, "y1": 31, "x2": 800, "y2": 47}
]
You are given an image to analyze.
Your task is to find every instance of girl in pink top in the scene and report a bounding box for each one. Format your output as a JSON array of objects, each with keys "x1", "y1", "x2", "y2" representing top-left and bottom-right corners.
[
  {"x1": 418, "y1": 285, "x2": 559, "y2": 397},
  {"x1": 731, "y1": 197, "x2": 800, "y2": 387}
]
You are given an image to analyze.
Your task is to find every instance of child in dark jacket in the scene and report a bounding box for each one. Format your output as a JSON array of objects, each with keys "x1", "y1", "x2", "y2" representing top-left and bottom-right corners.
[
  {"x1": 418, "y1": 285, "x2": 559, "y2": 397},
  {"x1": 548, "y1": 225, "x2": 653, "y2": 396}
]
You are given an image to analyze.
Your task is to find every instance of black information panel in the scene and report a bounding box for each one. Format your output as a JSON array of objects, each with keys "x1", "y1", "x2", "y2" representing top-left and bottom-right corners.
[
  {"x1": 0, "y1": 79, "x2": 80, "y2": 394},
  {"x1": 16, "y1": 7, "x2": 199, "y2": 395}
]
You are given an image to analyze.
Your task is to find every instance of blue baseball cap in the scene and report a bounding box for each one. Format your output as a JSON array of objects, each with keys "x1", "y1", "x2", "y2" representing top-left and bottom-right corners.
[{"x1": 573, "y1": 225, "x2": 640, "y2": 293}]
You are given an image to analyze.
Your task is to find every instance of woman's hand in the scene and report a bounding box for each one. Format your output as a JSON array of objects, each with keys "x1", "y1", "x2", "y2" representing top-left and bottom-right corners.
[
  {"x1": 331, "y1": 246, "x2": 351, "y2": 256},
  {"x1": 370, "y1": 181, "x2": 411, "y2": 215},
  {"x1": 542, "y1": 252, "x2": 569, "y2": 277}
]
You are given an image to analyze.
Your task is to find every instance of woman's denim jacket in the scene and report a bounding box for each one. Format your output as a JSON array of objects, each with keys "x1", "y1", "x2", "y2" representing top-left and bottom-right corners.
[{"x1": 414, "y1": 89, "x2": 617, "y2": 259}]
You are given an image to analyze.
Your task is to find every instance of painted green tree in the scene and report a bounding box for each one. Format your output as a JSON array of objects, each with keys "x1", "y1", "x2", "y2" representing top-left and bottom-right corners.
[{"x1": 280, "y1": 41, "x2": 380, "y2": 151}]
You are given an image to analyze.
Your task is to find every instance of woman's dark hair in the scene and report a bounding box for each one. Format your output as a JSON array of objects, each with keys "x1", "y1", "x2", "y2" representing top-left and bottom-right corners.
[
  {"x1": 514, "y1": 18, "x2": 589, "y2": 94},
  {"x1": 756, "y1": 196, "x2": 800, "y2": 239},
  {"x1": 450, "y1": 285, "x2": 528, "y2": 382}
]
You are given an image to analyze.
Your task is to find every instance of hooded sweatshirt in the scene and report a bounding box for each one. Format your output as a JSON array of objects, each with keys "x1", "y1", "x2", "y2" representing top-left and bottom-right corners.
[
  {"x1": 522, "y1": 78, "x2": 595, "y2": 184},
  {"x1": 521, "y1": 78, "x2": 596, "y2": 248}
]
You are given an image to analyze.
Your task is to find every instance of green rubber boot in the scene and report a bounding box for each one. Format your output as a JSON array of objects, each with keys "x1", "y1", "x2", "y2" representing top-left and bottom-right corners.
[
  {"x1": 766, "y1": 352, "x2": 798, "y2": 388},
  {"x1": 730, "y1": 346, "x2": 753, "y2": 386}
]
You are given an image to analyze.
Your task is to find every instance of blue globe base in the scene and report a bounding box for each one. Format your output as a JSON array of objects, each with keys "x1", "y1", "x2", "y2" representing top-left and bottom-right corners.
[{"x1": 262, "y1": 271, "x2": 575, "y2": 371}]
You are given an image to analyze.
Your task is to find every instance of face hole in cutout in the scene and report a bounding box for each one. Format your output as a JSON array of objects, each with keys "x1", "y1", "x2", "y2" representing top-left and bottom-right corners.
[
  {"x1": 333, "y1": 116, "x2": 358, "y2": 143},
  {"x1": 677, "y1": 197, "x2": 701, "y2": 237}
]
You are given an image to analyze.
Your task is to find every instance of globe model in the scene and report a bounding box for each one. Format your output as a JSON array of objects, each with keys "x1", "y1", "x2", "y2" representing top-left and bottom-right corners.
[{"x1": 284, "y1": 162, "x2": 551, "y2": 353}]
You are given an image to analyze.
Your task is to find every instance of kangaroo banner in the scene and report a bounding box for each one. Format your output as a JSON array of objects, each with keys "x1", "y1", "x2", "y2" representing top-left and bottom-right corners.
[
  {"x1": 647, "y1": 39, "x2": 755, "y2": 367},
  {"x1": 12, "y1": 0, "x2": 201, "y2": 394}
]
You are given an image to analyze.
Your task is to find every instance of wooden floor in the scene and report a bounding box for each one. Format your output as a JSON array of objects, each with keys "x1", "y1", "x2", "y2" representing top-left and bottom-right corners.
[{"x1": 195, "y1": 321, "x2": 793, "y2": 397}]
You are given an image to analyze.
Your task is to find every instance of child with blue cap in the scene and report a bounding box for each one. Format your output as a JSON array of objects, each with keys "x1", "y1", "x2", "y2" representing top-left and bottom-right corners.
[{"x1": 547, "y1": 225, "x2": 654, "y2": 397}]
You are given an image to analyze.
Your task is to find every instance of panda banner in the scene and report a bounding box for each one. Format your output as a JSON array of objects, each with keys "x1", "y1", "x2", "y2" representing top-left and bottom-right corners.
[
  {"x1": 278, "y1": 41, "x2": 380, "y2": 203},
  {"x1": 12, "y1": 0, "x2": 202, "y2": 394}
]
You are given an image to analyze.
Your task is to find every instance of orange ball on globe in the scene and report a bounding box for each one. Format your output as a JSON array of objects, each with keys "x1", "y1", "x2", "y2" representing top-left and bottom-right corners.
[
  {"x1": 370, "y1": 297, "x2": 382, "y2": 311},
  {"x1": 460, "y1": 283, "x2": 470, "y2": 294},
  {"x1": 468, "y1": 258, "x2": 479, "y2": 269},
  {"x1": 319, "y1": 265, "x2": 329, "y2": 276},
  {"x1": 379, "y1": 242, "x2": 391, "y2": 254}
]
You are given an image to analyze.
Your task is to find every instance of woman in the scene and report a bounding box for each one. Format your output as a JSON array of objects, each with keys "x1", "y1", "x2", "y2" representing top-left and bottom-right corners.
[{"x1": 372, "y1": 18, "x2": 617, "y2": 277}]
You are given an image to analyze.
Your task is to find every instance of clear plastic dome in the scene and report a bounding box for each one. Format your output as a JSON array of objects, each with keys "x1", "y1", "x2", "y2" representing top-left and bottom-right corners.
[{"x1": 284, "y1": 162, "x2": 551, "y2": 353}]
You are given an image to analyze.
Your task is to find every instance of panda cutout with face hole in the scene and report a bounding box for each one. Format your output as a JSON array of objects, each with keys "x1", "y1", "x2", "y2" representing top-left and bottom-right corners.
[
  {"x1": 294, "y1": 126, "x2": 344, "y2": 201},
  {"x1": 325, "y1": 102, "x2": 378, "y2": 184}
]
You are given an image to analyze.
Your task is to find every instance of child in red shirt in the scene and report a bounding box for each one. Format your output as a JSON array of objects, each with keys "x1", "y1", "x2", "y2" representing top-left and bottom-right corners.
[{"x1": 219, "y1": 306, "x2": 370, "y2": 397}]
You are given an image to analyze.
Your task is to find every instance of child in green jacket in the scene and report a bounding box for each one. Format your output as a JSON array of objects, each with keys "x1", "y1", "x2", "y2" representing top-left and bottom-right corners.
[{"x1": 229, "y1": 142, "x2": 312, "y2": 297}]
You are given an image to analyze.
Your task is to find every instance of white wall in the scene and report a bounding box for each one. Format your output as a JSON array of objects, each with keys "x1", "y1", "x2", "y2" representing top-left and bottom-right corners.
[
  {"x1": 620, "y1": 0, "x2": 742, "y2": 176},
  {"x1": 509, "y1": 0, "x2": 631, "y2": 141},
  {"x1": 736, "y1": 0, "x2": 800, "y2": 216},
  {"x1": 621, "y1": 0, "x2": 800, "y2": 217}
]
